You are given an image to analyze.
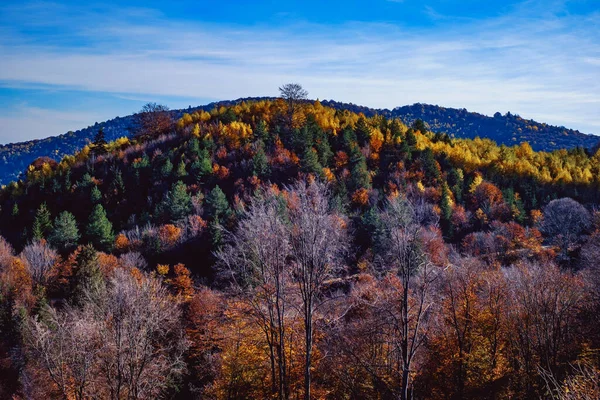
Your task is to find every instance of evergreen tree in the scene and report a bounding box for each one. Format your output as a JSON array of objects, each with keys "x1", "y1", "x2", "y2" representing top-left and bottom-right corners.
[
  {"x1": 86, "y1": 204, "x2": 114, "y2": 251},
  {"x1": 191, "y1": 149, "x2": 213, "y2": 183},
  {"x1": 91, "y1": 127, "x2": 107, "y2": 156},
  {"x1": 355, "y1": 116, "x2": 371, "y2": 147},
  {"x1": 252, "y1": 144, "x2": 270, "y2": 178},
  {"x1": 255, "y1": 119, "x2": 271, "y2": 144},
  {"x1": 159, "y1": 181, "x2": 193, "y2": 222},
  {"x1": 421, "y1": 148, "x2": 441, "y2": 185},
  {"x1": 390, "y1": 119, "x2": 403, "y2": 140},
  {"x1": 90, "y1": 185, "x2": 102, "y2": 204},
  {"x1": 188, "y1": 137, "x2": 200, "y2": 157},
  {"x1": 48, "y1": 211, "x2": 80, "y2": 252},
  {"x1": 32, "y1": 202, "x2": 52, "y2": 240},
  {"x1": 405, "y1": 128, "x2": 418, "y2": 148},
  {"x1": 301, "y1": 147, "x2": 323, "y2": 177},
  {"x1": 206, "y1": 186, "x2": 230, "y2": 220},
  {"x1": 412, "y1": 119, "x2": 427, "y2": 134},
  {"x1": 175, "y1": 160, "x2": 188, "y2": 178},
  {"x1": 109, "y1": 167, "x2": 125, "y2": 197},
  {"x1": 440, "y1": 182, "x2": 454, "y2": 238},
  {"x1": 71, "y1": 244, "x2": 104, "y2": 306},
  {"x1": 447, "y1": 168, "x2": 464, "y2": 204},
  {"x1": 160, "y1": 158, "x2": 173, "y2": 180}
]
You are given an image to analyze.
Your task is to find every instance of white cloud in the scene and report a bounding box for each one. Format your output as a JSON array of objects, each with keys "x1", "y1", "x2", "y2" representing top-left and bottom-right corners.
[{"x1": 0, "y1": 1, "x2": 599, "y2": 140}]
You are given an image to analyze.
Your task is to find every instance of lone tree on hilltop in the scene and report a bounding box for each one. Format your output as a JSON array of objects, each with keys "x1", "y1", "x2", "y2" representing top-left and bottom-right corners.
[
  {"x1": 133, "y1": 102, "x2": 173, "y2": 141},
  {"x1": 279, "y1": 83, "x2": 308, "y2": 128}
]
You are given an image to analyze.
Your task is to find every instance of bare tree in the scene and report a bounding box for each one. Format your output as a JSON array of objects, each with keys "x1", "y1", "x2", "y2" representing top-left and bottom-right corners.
[
  {"x1": 538, "y1": 198, "x2": 592, "y2": 260},
  {"x1": 26, "y1": 268, "x2": 187, "y2": 400},
  {"x1": 133, "y1": 102, "x2": 173, "y2": 141},
  {"x1": 374, "y1": 196, "x2": 440, "y2": 400},
  {"x1": 217, "y1": 186, "x2": 294, "y2": 400},
  {"x1": 20, "y1": 240, "x2": 58, "y2": 285},
  {"x1": 287, "y1": 180, "x2": 346, "y2": 400},
  {"x1": 93, "y1": 269, "x2": 187, "y2": 399},
  {"x1": 279, "y1": 83, "x2": 308, "y2": 128},
  {"x1": 25, "y1": 306, "x2": 101, "y2": 400},
  {"x1": 505, "y1": 261, "x2": 586, "y2": 396}
]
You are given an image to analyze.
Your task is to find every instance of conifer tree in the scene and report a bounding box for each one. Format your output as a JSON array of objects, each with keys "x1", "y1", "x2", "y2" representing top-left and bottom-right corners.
[
  {"x1": 301, "y1": 147, "x2": 323, "y2": 177},
  {"x1": 440, "y1": 182, "x2": 454, "y2": 238},
  {"x1": 86, "y1": 204, "x2": 114, "y2": 251},
  {"x1": 175, "y1": 160, "x2": 188, "y2": 178},
  {"x1": 92, "y1": 127, "x2": 108, "y2": 156},
  {"x1": 48, "y1": 211, "x2": 80, "y2": 252},
  {"x1": 160, "y1": 158, "x2": 173, "y2": 180},
  {"x1": 71, "y1": 244, "x2": 104, "y2": 306},
  {"x1": 206, "y1": 186, "x2": 230, "y2": 220},
  {"x1": 32, "y1": 202, "x2": 52, "y2": 240},
  {"x1": 252, "y1": 144, "x2": 270, "y2": 178},
  {"x1": 90, "y1": 185, "x2": 102, "y2": 204},
  {"x1": 355, "y1": 116, "x2": 371, "y2": 147},
  {"x1": 191, "y1": 149, "x2": 213, "y2": 183},
  {"x1": 160, "y1": 181, "x2": 193, "y2": 223}
]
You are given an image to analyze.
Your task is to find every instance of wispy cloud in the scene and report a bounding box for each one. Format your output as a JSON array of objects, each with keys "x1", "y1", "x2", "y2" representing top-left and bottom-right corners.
[{"x1": 0, "y1": 0, "x2": 599, "y2": 142}]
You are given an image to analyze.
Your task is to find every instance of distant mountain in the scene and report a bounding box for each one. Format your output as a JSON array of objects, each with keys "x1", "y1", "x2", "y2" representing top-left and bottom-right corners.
[{"x1": 0, "y1": 98, "x2": 597, "y2": 185}]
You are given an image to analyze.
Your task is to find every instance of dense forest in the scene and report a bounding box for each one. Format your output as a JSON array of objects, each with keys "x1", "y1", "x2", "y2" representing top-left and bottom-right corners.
[
  {"x1": 0, "y1": 86, "x2": 599, "y2": 399},
  {"x1": 1, "y1": 97, "x2": 597, "y2": 185}
]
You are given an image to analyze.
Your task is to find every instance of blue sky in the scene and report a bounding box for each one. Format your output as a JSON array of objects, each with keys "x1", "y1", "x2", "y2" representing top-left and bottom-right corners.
[{"x1": 0, "y1": 0, "x2": 599, "y2": 143}]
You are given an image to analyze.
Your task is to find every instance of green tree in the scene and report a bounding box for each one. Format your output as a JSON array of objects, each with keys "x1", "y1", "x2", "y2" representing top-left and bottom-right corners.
[
  {"x1": 159, "y1": 181, "x2": 193, "y2": 223},
  {"x1": 412, "y1": 119, "x2": 427, "y2": 134},
  {"x1": 90, "y1": 185, "x2": 102, "y2": 204},
  {"x1": 71, "y1": 244, "x2": 104, "y2": 306},
  {"x1": 91, "y1": 128, "x2": 107, "y2": 156},
  {"x1": 440, "y1": 182, "x2": 454, "y2": 238},
  {"x1": 48, "y1": 211, "x2": 80, "y2": 252},
  {"x1": 355, "y1": 116, "x2": 371, "y2": 147},
  {"x1": 86, "y1": 204, "x2": 114, "y2": 251},
  {"x1": 252, "y1": 144, "x2": 270, "y2": 178},
  {"x1": 206, "y1": 186, "x2": 230, "y2": 220},
  {"x1": 160, "y1": 158, "x2": 173, "y2": 180},
  {"x1": 301, "y1": 147, "x2": 323, "y2": 177},
  {"x1": 32, "y1": 203, "x2": 52, "y2": 241},
  {"x1": 191, "y1": 149, "x2": 213, "y2": 183},
  {"x1": 175, "y1": 160, "x2": 188, "y2": 178}
]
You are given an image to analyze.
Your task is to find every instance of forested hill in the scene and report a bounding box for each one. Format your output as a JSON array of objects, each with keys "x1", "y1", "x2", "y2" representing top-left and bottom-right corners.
[
  {"x1": 0, "y1": 97, "x2": 597, "y2": 184},
  {"x1": 389, "y1": 103, "x2": 599, "y2": 151},
  {"x1": 2, "y1": 97, "x2": 600, "y2": 399}
]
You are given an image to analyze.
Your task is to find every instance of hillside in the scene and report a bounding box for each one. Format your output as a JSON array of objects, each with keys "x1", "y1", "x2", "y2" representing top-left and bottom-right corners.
[
  {"x1": 0, "y1": 98, "x2": 597, "y2": 185},
  {"x1": 1, "y1": 97, "x2": 600, "y2": 399}
]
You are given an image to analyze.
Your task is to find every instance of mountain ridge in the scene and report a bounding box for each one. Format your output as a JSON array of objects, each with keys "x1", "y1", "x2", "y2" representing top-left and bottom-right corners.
[{"x1": 0, "y1": 97, "x2": 597, "y2": 185}]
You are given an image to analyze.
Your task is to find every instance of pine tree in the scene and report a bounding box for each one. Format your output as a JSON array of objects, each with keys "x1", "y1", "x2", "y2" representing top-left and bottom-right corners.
[
  {"x1": 160, "y1": 158, "x2": 173, "y2": 180},
  {"x1": 188, "y1": 137, "x2": 200, "y2": 156},
  {"x1": 175, "y1": 160, "x2": 188, "y2": 178},
  {"x1": 109, "y1": 168, "x2": 125, "y2": 197},
  {"x1": 71, "y1": 244, "x2": 104, "y2": 306},
  {"x1": 255, "y1": 119, "x2": 270, "y2": 144},
  {"x1": 206, "y1": 186, "x2": 230, "y2": 220},
  {"x1": 160, "y1": 181, "x2": 193, "y2": 222},
  {"x1": 301, "y1": 147, "x2": 323, "y2": 177},
  {"x1": 191, "y1": 149, "x2": 213, "y2": 183},
  {"x1": 86, "y1": 204, "x2": 114, "y2": 251},
  {"x1": 252, "y1": 144, "x2": 270, "y2": 178},
  {"x1": 440, "y1": 182, "x2": 454, "y2": 238},
  {"x1": 90, "y1": 185, "x2": 102, "y2": 204},
  {"x1": 48, "y1": 211, "x2": 80, "y2": 252},
  {"x1": 92, "y1": 128, "x2": 107, "y2": 155},
  {"x1": 421, "y1": 148, "x2": 441, "y2": 185},
  {"x1": 355, "y1": 116, "x2": 371, "y2": 147},
  {"x1": 32, "y1": 202, "x2": 52, "y2": 240}
]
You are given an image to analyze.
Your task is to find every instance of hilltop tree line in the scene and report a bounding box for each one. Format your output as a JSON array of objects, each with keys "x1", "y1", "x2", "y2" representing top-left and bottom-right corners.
[{"x1": 0, "y1": 86, "x2": 599, "y2": 399}]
